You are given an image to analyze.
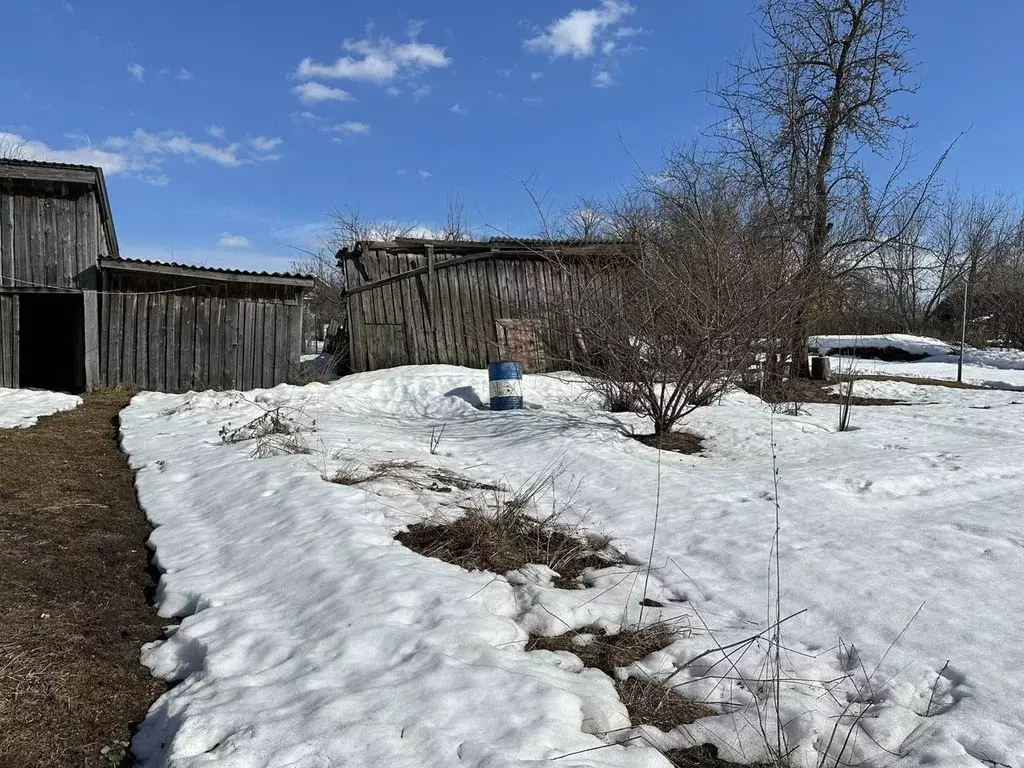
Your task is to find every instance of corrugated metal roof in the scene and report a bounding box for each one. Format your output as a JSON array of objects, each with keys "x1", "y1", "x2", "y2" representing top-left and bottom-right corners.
[
  {"x1": 485, "y1": 236, "x2": 629, "y2": 246},
  {"x1": 111, "y1": 257, "x2": 314, "y2": 280},
  {"x1": 0, "y1": 157, "x2": 105, "y2": 173}
]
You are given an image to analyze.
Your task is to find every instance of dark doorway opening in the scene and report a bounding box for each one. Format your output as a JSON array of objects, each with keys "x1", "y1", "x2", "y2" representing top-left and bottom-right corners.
[{"x1": 19, "y1": 293, "x2": 86, "y2": 394}]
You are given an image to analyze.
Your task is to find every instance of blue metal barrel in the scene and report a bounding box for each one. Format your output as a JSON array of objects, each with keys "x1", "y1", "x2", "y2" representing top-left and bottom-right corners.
[{"x1": 488, "y1": 361, "x2": 523, "y2": 410}]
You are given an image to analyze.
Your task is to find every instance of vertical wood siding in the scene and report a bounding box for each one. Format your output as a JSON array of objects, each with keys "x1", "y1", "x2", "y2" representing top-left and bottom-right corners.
[
  {"x1": 0, "y1": 293, "x2": 19, "y2": 387},
  {"x1": 100, "y1": 274, "x2": 304, "y2": 392},
  {"x1": 345, "y1": 248, "x2": 621, "y2": 373},
  {"x1": 0, "y1": 182, "x2": 104, "y2": 289}
]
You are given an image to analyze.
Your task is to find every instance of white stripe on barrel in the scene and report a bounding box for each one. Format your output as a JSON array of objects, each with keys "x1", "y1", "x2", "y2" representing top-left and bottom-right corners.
[{"x1": 487, "y1": 361, "x2": 523, "y2": 410}]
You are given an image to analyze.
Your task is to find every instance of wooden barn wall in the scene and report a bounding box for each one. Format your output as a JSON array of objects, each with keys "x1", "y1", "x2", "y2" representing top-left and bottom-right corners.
[
  {"x1": 100, "y1": 274, "x2": 303, "y2": 392},
  {"x1": 345, "y1": 248, "x2": 622, "y2": 373},
  {"x1": 0, "y1": 293, "x2": 18, "y2": 388},
  {"x1": 0, "y1": 180, "x2": 105, "y2": 290}
]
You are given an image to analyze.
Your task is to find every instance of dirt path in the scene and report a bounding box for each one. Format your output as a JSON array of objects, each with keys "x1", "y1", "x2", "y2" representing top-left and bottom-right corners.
[{"x1": 0, "y1": 390, "x2": 166, "y2": 767}]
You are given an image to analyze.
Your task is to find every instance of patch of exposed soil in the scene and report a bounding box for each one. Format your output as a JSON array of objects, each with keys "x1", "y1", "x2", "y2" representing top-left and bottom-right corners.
[
  {"x1": 741, "y1": 378, "x2": 904, "y2": 406},
  {"x1": 634, "y1": 431, "x2": 705, "y2": 454},
  {"x1": 0, "y1": 390, "x2": 166, "y2": 767}
]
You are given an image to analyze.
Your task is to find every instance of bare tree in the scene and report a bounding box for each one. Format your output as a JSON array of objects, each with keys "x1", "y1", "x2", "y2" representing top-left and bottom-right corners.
[
  {"x1": 863, "y1": 185, "x2": 1019, "y2": 333},
  {"x1": 440, "y1": 191, "x2": 473, "y2": 241},
  {"x1": 0, "y1": 134, "x2": 27, "y2": 160},
  {"x1": 549, "y1": 158, "x2": 798, "y2": 438},
  {"x1": 553, "y1": 195, "x2": 611, "y2": 240},
  {"x1": 713, "y1": 0, "x2": 939, "y2": 376}
]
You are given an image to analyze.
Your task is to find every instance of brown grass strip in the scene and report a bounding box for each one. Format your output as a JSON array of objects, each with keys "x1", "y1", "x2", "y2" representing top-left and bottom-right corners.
[{"x1": 0, "y1": 390, "x2": 166, "y2": 767}]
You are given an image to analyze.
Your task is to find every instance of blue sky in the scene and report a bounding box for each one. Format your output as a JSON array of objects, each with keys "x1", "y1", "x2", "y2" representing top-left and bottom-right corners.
[{"x1": 2, "y1": 1, "x2": 1023, "y2": 274}]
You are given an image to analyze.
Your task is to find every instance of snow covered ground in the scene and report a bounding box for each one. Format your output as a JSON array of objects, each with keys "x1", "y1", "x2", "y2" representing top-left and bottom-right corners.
[
  {"x1": 0, "y1": 387, "x2": 82, "y2": 428},
  {"x1": 814, "y1": 333, "x2": 1024, "y2": 389},
  {"x1": 121, "y1": 362, "x2": 1024, "y2": 768}
]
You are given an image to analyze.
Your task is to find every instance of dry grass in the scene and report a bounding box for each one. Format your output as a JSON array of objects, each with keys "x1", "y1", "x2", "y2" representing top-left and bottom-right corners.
[
  {"x1": 616, "y1": 677, "x2": 717, "y2": 730},
  {"x1": 741, "y1": 378, "x2": 903, "y2": 406},
  {"x1": 526, "y1": 624, "x2": 678, "y2": 674},
  {"x1": 395, "y1": 508, "x2": 614, "y2": 589},
  {"x1": 836, "y1": 373, "x2": 988, "y2": 390},
  {"x1": 664, "y1": 744, "x2": 770, "y2": 767},
  {"x1": 0, "y1": 389, "x2": 167, "y2": 767}
]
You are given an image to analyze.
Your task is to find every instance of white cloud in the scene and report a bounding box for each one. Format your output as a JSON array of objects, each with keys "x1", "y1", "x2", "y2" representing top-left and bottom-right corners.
[
  {"x1": 218, "y1": 233, "x2": 251, "y2": 248},
  {"x1": 127, "y1": 62, "x2": 146, "y2": 82},
  {"x1": 291, "y1": 111, "x2": 321, "y2": 122},
  {"x1": 2, "y1": 128, "x2": 281, "y2": 184},
  {"x1": 326, "y1": 121, "x2": 371, "y2": 135},
  {"x1": 412, "y1": 84, "x2": 430, "y2": 101},
  {"x1": 207, "y1": 125, "x2": 226, "y2": 139},
  {"x1": 417, "y1": 170, "x2": 431, "y2": 178},
  {"x1": 522, "y1": 96, "x2": 544, "y2": 105},
  {"x1": 274, "y1": 221, "x2": 330, "y2": 248},
  {"x1": 592, "y1": 69, "x2": 614, "y2": 88},
  {"x1": 524, "y1": 1, "x2": 633, "y2": 59},
  {"x1": 249, "y1": 135, "x2": 283, "y2": 152},
  {"x1": 0, "y1": 131, "x2": 127, "y2": 173},
  {"x1": 295, "y1": 31, "x2": 451, "y2": 93},
  {"x1": 292, "y1": 81, "x2": 354, "y2": 104},
  {"x1": 175, "y1": 68, "x2": 194, "y2": 82},
  {"x1": 386, "y1": 86, "x2": 402, "y2": 97},
  {"x1": 62, "y1": 2, "x2": 73, "y2": 12},
  {"x1": 530, "y1": 71, "x2": 544, "y2": 81},
  {"x1": 395, "y1": 169, "x2": 408, "y2": 176},
  {"x1": 450, "y1": 103, "x2": 467, "y2": 115},
  {"x1": 497, "y1": 67, "x2": 514, "y2": 77}
]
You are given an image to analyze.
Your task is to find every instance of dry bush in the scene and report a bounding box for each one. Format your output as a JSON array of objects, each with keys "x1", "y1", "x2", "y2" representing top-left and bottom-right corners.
[
  {"x1": 395, "y1": 509, "x2": 613, "y2": 588},
  {"x1": 616, "y1": 677, "x2": 717, "y2": 731},
  {"x1": 220, "y1": 407, "x2": 314, "y2": 458},
  {"x1": 526, "y1": 623, "x2": 679, "y2": 674}
]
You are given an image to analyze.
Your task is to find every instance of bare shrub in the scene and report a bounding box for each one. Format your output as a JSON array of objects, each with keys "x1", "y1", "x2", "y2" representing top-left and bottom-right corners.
[
  {"x1": 220, "y1": 406, "x2": 314, "y2": 458},
  {"x1": 548, "y1": 156, "x2": 798, "y2": 438}
]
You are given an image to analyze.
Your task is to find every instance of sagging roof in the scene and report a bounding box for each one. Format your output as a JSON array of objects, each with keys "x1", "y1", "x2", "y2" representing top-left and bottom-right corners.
[
  {"x1": 341, "y1": 236, "x2": 633, "y2": 261},
  {"x1": 0, "y1": 158, "x2": 120, "y2": 259},
  {"x1": 98, "y1": 257, "x2": 315, "y2": 288}
]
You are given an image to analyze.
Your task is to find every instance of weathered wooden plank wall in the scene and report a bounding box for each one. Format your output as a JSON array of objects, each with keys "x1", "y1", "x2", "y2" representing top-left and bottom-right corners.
[
  {"x1": 0, "y1": 293, "x2": 19, "y2": 387},
  {"x1": 0, "y1": 181, "x2": 104, "y2": 289},
  {"x1": 100, "y1": 275, "x2": 304, "y2": 392},
  {"x1": 344, "y1": 247, "x2": 622, "y2": 373}
]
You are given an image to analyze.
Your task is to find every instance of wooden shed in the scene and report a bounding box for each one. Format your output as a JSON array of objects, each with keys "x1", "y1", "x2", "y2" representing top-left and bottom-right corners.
[
  {"x1": 0, "y1": 159, "x2": 313, "y2": 393},
  {"x1": 339, "y1": 237, "x2": 628, "y2": 374}
]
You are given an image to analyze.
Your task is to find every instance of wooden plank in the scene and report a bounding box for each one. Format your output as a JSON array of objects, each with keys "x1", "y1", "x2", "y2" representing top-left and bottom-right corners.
[
  {"x1": 241, "y1": 300, "x2": 256, "y2": 390},
  {"x1": 261, "y1": 301, "x2": 276, "y2": 387},
  {"x1": 288, "y1": 302, "x2": 302, "y2": 381},
  {"x1": 0, "y1": 191, "x2": 14, "y2": 287},
  {"x1": 83, "y1": 282, "x2": 100, "y2": 389},
  {"x1": 59, "y1": 195, "x2": 74, "y2": 287},
  {"x1": 135, "y1": 286, "x2": 150, "y2": 390},
  {"x1": 9, "y1": 294, "x2": 18, "y2": 386},
  {"x1": 447, "y1": 263, "x2": 470, "y2": 366},
  {"x1": 0, "y1": 162, "x2": 98, "y2": 185},
  {"x1": 74, "y1": 192, "x2": 87, "y2": 281},
  {"x1": 42, "y1": 196, "x2": 56, "y2": 288},
  {"x1": 208, "y1": 294, "x2": 223, "y2": 389},
  {"x1": 13, "y1": 195, "x2": 27, "y2": 286},
  {"x1": 106, "y1": 275, "x2": 123, "y2": 388},
  {"x1": 464, "y1": 263, "x2": 488, "y2": 367},
  {"x1": 165, "y1": 293, "x2": 180, "y2": 392},
  {"x1": 224, "y1": 298, "x2": 239, "y2": 389},
  {"x1": 273, "y1": 297, "x2": 289, "y2": 384},
  {"x1": 392, "y1": 254, "x2": 418, "y2": 365},
  {"x1": 194, "y1": 292, "x2": 211, "y2": 389},
  {"x1": 148, "y1": 291, "x2": 167, "y2": 391},
  {"x1": 179, "y1": 290, "x2": 196, "y2": 391},
  {"x1": 120, "y1": 289, "x2": 137, "y2": 388},
  {"x1": 0, "y1": 294, "x2": 14, "y2": 387},
  {"x1": 437, "y1": 259, "x2": 459, "y2": 364}
]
